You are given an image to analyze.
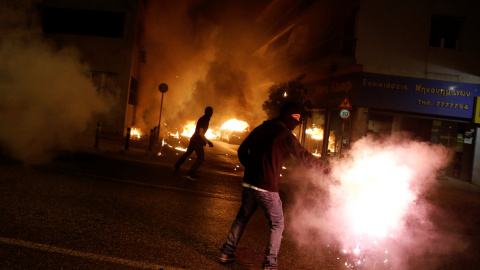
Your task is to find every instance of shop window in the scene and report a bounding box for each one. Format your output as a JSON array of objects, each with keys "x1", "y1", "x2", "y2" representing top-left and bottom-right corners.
[
  {"x1": 368, "y1": 112, "x2": 473, "y2": 181},
  {"x1": 367, "y1": 114, "x2": 393, "y2": 136},
  {"x1": 429, "y1": 15, "x2": 463, "y2": 49},
  {"x1": 305, "y1": 109, "x2": 351, "y2": 158}
]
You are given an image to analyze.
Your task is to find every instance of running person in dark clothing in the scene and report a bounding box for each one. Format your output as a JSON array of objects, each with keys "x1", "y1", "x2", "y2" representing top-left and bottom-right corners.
[
  {"x1": 219, "y1": 102, "x2": 329, "y2": 269},
  {"x1": 173, "y1": 106, "x2": 214, "y2": 180}
]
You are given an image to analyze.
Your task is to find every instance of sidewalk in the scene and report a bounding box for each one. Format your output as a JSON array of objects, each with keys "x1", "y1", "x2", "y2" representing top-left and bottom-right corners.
[
  {"x1": 437, "y1": 177, "x2": 480, "y2": 193},
  {"x1": 79, "y1": 133, "x2": 181, "y2": 166},
  {"x1": 83, "y1": 133, "x2": 480, "y2": 194}
]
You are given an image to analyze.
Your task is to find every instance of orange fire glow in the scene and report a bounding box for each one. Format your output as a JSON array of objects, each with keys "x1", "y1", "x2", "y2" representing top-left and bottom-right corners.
[
  {"x1": 180, "y1": 119, "x2": 248, "y2": 140},
  {"x1": 205, "y1": 129, "x2": 220, "y2": 140},
  {"x1": 130, "y1": 128, "x2": 141, "y2": 139},
  {"x1": 220, "y1": 119, "x2": 249, "y2": 132},
  {"x1": 306, "y1": 127, "x2": 336, "y2": 156},
  {"x1": 306, "y1": 127, "x2": 323, "y2": 140},
  {"x1": 181, "y1": 121, "x2": 196, "y2": 137}
]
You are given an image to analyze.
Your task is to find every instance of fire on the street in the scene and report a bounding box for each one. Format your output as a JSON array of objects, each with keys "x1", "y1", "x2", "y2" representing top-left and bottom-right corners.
[
  {"x1": 179, "y1": 118, "x2": 249, "y2": 140},
  {"x1": 220, "y1": 119, "x2": 249, "y2": 132}
]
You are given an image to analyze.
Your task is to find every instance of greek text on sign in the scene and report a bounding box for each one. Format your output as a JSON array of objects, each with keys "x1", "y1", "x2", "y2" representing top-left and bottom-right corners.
[
  {"x1": 340, "y1": 109, "x2": 351, "y2": 119},
  {"x1": 339, "y1": 97, "x2": 352, "y2": 109}
]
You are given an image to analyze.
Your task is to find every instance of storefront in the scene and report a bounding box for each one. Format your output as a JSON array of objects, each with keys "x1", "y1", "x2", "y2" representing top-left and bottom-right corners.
[{"x1": 304, "y1": 72, "x2": 480, "y2": 183}]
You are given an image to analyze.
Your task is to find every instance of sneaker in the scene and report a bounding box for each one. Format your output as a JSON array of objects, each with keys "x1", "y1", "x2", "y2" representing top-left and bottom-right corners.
[
  {"x1": 219, "y1": 253, "x2": 234, "y2": 264},
  {"x1": 185, "y1": 174, "x2": 199, "y2": 181}
]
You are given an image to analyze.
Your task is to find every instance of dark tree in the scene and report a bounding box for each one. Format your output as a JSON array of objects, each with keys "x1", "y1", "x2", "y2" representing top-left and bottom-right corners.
[{"x1": 262, "y1": 74, "x2": 312, "y2": 119}]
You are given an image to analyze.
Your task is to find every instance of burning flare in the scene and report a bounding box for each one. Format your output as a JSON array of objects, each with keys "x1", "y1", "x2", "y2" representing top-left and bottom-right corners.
[{"x1": 289, "y1": 136, "x2": 450, "y2": 269}]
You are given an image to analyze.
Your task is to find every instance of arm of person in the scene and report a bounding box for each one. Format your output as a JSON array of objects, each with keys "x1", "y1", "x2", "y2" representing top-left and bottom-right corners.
[
  {"x1": 199, "y1": 128, "x2": 214, "y2": 147},
  {"x1": 285, "y1": 132, "x2": 330, "y2": 172}
]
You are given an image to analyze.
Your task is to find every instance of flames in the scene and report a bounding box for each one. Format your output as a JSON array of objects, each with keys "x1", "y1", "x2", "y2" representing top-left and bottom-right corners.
[
  {"x1": 181, "y1": 121, "x2": 196, "y2": 137},
  {"x1": 178, "y1": 118, "x2": 249, "y2": 140},
  {"x1": 306, "y1": 127, "x2": 323, "y2": 140},
  {"x1": 220, "y1": 119, "x2": 249, "y2": 132},
  {"x1": 130, "y1": 128, "x2": 141, "y2": 140}
]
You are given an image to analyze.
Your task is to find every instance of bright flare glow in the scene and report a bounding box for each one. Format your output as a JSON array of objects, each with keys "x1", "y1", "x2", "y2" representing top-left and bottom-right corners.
[
  {"x1": 289, "y1": 136, "x2": 450, "y2": 268},
  {"x1": 337, "y1": 151, "x2": 415, "y2": 238}
]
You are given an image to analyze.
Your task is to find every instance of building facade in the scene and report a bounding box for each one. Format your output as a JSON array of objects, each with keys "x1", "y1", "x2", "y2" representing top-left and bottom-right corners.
[
  {"x1": 254, "y1": 0, "x2": 480, "y2": 184},
  {"x1": 41, "y1": 0, "x2": 145, "y2": 135}
]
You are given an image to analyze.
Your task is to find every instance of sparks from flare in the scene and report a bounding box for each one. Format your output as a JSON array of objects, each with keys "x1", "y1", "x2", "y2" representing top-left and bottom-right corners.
[{"x1": 290, "y1": 136, "x2": 449, "y2": 269}]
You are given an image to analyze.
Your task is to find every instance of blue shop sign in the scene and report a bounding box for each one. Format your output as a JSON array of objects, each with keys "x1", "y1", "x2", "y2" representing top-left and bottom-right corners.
[{"x1": 356, "y1": 73, "x2": 480, "y2": 119}]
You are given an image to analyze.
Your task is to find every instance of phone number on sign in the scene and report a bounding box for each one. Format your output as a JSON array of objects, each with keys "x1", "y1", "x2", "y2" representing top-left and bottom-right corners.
[{"x1": 436, "y1": 102, "x2": 469, "y2": 109}]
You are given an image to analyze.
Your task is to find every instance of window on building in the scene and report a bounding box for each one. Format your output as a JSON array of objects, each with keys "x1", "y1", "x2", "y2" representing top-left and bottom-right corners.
[
  {"x1": 367, "y1": 111, "x2": 474, "y2": 181},
  {"x1": 129, "y1": 77, "x2": 138, "y2": 106},
  {"x1": 42, "y1": 7, "x2": 125, "y2": 38},
  {"x1": 91, "y1": 71, "x2": 119, "y2": 98},
  {"x1": 429, "y1": 15, "x2": 463, "y2": 49}
]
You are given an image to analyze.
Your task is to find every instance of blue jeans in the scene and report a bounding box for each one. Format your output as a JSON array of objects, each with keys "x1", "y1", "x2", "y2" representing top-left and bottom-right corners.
[{"x1": 221, "y1": 187, "x2": 284, "y2": 269}]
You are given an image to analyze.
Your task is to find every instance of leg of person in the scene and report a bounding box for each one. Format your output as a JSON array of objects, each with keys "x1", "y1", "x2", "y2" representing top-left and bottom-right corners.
[
  {"x1": 173, "y1": 143, "x2": 194, "y2": 171},
  {"x1": 186, "y1": 142, "x2": 204, "y2": 179},
  {"x1": 259, "y1": 191, "x2": 284, "y2": 270},
  {"x1": 220, "y1": 188, "x2": 259, "y2": 263}
]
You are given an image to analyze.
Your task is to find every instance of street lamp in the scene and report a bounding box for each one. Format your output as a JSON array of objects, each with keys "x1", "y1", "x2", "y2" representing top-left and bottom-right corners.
[{"x1": 157, "y1": 83, "x2": 168, "y2": 147}]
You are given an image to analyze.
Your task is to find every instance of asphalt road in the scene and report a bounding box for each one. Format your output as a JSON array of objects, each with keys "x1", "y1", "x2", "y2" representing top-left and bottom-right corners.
[{"x1": 1, "y1": 137, "x2": 480, "y2": 269}]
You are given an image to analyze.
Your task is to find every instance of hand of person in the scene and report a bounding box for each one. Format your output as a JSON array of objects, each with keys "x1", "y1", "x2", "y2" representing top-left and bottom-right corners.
[{"x1": 208, "y1": 141, "x2": 214, "y2": 147}]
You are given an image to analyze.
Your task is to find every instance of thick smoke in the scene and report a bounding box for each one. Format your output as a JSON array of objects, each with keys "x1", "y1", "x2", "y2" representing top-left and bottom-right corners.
[
  {"x1": 137, "y1": 0, "x2": 271, "y2": 134},
  {"x1": 286, "y1": 135, "x2": 467, "y2": 269},
  {"x1": 0, "y1": 2, "x2": 107, "y2": 164}
]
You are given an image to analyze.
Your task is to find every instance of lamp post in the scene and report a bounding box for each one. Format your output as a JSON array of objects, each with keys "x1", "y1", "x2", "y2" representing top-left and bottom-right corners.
[{"x1": 157, "y1": 83, "x2": 168, "y2": 148}]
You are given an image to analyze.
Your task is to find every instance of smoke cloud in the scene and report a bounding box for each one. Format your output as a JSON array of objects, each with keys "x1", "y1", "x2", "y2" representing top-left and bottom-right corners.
[
  {"x1": 0, "y1": 1, "x2": 107, "y2": 164},
  {"x1": 137, "y1": 0, "x2": 272, "y2": 134},
  {"x1": 286, "y1": 135, "x2": 467, "y2": 269}
]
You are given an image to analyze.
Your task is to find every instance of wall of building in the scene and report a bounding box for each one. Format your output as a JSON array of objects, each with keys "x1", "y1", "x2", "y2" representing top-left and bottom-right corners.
[
  {"x1": 356, "y1": 0, "x2": 480, "y2": 83},
  {"x1": 42, "y1": 0, "x2": 142, "y2": 135}
]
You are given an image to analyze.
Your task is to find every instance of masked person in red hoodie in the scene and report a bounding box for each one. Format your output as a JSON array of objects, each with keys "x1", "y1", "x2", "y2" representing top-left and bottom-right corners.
[{"x1": 219, "y1": 102, "x2": 329, "y2": 270}]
